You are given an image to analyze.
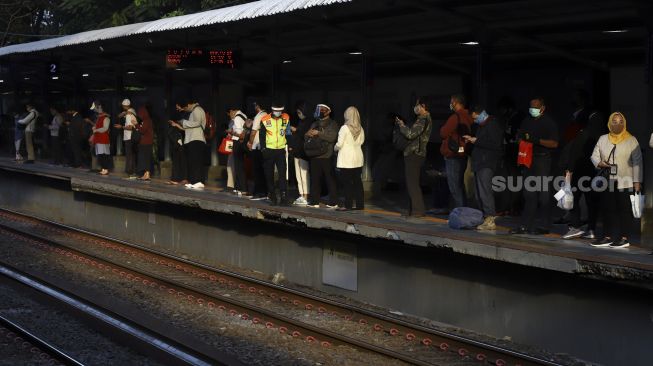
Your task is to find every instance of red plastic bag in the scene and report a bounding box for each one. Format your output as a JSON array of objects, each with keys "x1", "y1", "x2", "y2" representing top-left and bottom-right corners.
[
  {"x1": 218, "y1": 135, "x2": 233, "y2": 155},
  {"x1": 517, "y1": 140, "x2": 533, "y2": 168}
]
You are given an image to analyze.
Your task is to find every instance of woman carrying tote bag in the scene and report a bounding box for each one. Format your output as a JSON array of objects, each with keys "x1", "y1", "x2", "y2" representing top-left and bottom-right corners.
[{"x1": 590, "y1": 112, "x2": 643, "y2": 249}]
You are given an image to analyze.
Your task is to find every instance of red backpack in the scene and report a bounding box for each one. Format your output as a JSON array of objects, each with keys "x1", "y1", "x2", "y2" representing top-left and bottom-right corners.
[{"x1": 204, "y1": 112, "x2": 217, "y2": 141}]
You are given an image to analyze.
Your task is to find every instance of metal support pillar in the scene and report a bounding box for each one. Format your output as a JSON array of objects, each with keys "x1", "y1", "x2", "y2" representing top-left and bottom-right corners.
[
  {"x1": 164, "y1": 70, "x2": 172, "y2": 162},
  {"x1": 115, "y1": 67, "x2": 125, "y2": 156},
  {"x1": 210, "y1": 69, "x2": 220, "y2": 167},
  {"x1": 361, "y1": 53, "x2": 374, "y2": 182}
]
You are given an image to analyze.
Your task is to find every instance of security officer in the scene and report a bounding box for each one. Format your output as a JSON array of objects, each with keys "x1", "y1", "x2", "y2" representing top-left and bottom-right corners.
[{"x1": 260, "y1": 103, "x2": 291, "y2": 206}]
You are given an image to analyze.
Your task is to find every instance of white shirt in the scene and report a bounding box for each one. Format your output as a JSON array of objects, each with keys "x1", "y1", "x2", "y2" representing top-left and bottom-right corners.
[
  {"x1": 18, "y1": 109, "x2": 38, "y2": 133},
  {"x1": 231, "y1": 111, "x2": 247, "y2": 141},
  {"x1": 181, "y1": 104, "x2": 206, "y2": 144},
  {"x1": 334, "y1": 125, "x2": 365, "y2": 169},
  {"x1": 49, "y1": 113, "x2": 63, "y2": 137},
  {"x1": 251, "y1": 110, "x2": 266, "y2": 149},
  {"x1": 123, "y1": 108, "x2": 137, "y2": 141},
  {"x1": 649, "y1": 132, "x2": 653, "y2": 149}
]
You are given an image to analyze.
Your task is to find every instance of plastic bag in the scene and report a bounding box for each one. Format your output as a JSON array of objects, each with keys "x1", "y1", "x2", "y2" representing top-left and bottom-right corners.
[
  {"x1": 630, "y1": 192, "x2": 645, "y2": 219},
  {"x1": 555, "y1": 172, "x2": 574, "y2": 210}
]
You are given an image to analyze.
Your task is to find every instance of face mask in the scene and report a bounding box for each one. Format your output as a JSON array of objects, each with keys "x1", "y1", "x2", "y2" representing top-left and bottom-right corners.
[
  {"x1": 449, "y1": 103, "x2": 455, "y2": 111},
  {"x1": 529, "y1": 108, "x2": 541, "y2": 118},
  {"x1": 273, "y1": 111, "x2": 282, "y2": 117},
  {"x1": 475, "y1": 110, "x2": 488, "y2": 124},
  {"x1": 413, "y1": 106, "x2": 421, "y2": 115},
  {"x1": 297, "y1": 110, "x2": 305, "y2": 120}
]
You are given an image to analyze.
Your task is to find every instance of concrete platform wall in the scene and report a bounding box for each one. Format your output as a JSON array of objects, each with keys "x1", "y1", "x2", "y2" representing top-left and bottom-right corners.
[{"x1": 1, "y1": 171, "x2": 652, "y2": 366}]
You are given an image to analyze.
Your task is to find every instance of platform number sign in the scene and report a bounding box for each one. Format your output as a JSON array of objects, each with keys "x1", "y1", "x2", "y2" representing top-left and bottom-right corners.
[{"x1": 47, "y1": 62, "x2": 59, "y2": 75}]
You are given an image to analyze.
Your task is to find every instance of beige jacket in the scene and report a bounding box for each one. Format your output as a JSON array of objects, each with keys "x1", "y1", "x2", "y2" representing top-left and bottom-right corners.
[{"x1": 591, "y1": 134, "x2": 643, "y2": 189}]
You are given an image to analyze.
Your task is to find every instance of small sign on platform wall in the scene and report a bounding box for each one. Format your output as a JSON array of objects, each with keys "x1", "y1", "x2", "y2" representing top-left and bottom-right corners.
[
  {"x1": 322, "y1": 243, "x2": 357, "y2": 291},
  {"x1": 148, "y1": 205, "x2": 156, "y2": 225}
]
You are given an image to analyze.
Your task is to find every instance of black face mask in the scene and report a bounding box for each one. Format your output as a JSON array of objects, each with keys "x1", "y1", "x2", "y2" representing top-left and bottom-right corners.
[{"x1": 319, "y1": 112, "x2": 327, "y2": 119}]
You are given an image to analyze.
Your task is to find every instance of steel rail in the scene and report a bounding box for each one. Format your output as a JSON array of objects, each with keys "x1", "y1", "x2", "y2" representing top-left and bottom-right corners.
[
  {"x1": 0, "y1": 262, "x2": 222, "y2": 366},
  {"x1": 0, "y1": 208, "x2": 564, "y2": 366}
]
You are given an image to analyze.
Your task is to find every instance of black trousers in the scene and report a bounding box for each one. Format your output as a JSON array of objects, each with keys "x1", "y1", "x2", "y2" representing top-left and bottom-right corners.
[
  {"x1": 522, "y1": 155, "x2": 552, "y2": 230},
  {"x1": 309, "y1": 158, "x2": 338, "y2": 206},
  {"x1": 339, "y1": 167, "x2": 364, "y2": 209},
  {"x1": 404, "y1": 154, "x2": 425, "y2": 216},
  {"x1": 263, "y1": 148, "x2": 287, "y2": 195},
  {"x1": 171, "y1": 145, "x2": 187, "y2": 182},
  {"x1": 124, "y1": 140, "x2": 136, "y2": 175},
  {"x1": 250, "y1": 149, "x2": 268, "y2": 196},
  {"x1": 569, "y1": 174, "x2": 600, "y2": 230},
  {"x1": 51, "y1": 136, "x2": 62, "y2": 164},
  {"x1": 98, "y1": 154, "x2": 112, "y2": 170},
  {"x1": 69, "y1": 136, "x2": 83, "y2": 168},
  {"x1": 137, "y1": 144, "x2": 152, "y2": 175},
  {"x1": 232, "y1": 141, "x2": 248, "y2": 192},
  {"x1": 185, "y1": 140, "x2": 206, "y2": 184},
  {"x1": 602, "y1": 189, "x2": 635, "y2": 239}
]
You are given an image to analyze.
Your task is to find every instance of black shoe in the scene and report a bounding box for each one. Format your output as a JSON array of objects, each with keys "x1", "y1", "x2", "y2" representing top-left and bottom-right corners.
[
  {"x1": 591, "y1": 237, "x2": 613, "y2": 247},
  {"x1": 609, "y1": 238, "x2": 630, "y2": 249},
  {"x1": 527, "y1": 228, "x2": 549, "y2": 235},
  {"x1": 269, "y1": 194, "x2": 278, "y2": 206},
  {"x1": 553, "y1": 217, "x2": 570, "y2": 225},
  {"x1": 509, "y1": 226, "x2": 528, "y2": 235},
  {"x1": 279, "y1": 192, "x2": 291, "y2": 207}
]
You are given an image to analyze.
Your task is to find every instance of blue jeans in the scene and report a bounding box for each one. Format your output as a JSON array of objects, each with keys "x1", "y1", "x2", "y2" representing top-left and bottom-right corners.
[{"x1": 445, "y1": 158, "x2": 467, "y2": 209}]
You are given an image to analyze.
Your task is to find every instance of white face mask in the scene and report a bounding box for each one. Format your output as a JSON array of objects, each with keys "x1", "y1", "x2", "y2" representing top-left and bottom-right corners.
[
  {"x1": 297, "y1": 110, "x2": 305, "y2": 120},
  {"x1": 273, "y1": 111, "x2": 282, "y2": 117},
  {"x1": 414, "y1": 105, "x2": 421, "y2": 115},
  {"x1": 529, "y1": 108, "x2": 541, "y2": 118}
]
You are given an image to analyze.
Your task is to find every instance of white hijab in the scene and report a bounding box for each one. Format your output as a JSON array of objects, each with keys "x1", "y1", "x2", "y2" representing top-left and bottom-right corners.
[{"x1": 344, "y1": 106, "x2": 362, "y2": 140}]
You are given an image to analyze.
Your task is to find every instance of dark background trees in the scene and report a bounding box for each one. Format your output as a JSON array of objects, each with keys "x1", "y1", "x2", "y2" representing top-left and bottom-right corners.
[{"x1": 0, "y1": 0, "x2": 250, "y2": 46}]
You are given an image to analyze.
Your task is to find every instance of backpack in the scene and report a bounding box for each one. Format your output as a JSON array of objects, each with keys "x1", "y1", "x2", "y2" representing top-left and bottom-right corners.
[
  {"x1": 203, "y1": 112, "x2": 217, "y2": 141},
  {"x1": 448, "y1": 207, "x2": 484, "y2": 229}
]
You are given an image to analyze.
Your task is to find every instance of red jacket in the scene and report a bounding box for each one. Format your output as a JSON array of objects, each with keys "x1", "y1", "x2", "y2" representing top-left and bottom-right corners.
[
  {"x1": 136, "y1": 106, "x2": 153, "y2": 145},
  {"x1": 93, "y1": 114, "x2": 110, "y2": 145},
  {"x1": 440, "y1": 109, "x2": 473, "y2": 158}
]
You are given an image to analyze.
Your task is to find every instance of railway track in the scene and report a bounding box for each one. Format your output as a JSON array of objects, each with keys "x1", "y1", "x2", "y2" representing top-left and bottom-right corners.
[
  {"x1": 0, "y1": 208, "x2": 564, "y2": 366},
  {"x1": 0, "y1": 312, "x2": 84, "y2": 366},
  {"x1": 0, "y1": 263, "x2": 232, "y2": 366}
]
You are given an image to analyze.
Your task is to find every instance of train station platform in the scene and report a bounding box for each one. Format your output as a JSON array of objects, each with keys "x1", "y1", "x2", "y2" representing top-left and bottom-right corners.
[{"x1": 0, "y1": 157, "x2": 651, "y2": 288}]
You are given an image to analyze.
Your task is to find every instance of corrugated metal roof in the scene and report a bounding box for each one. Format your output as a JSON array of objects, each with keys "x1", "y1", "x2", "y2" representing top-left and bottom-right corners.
[{"x1": 0, "y1": 0, "x2": 352, "y2": 57}]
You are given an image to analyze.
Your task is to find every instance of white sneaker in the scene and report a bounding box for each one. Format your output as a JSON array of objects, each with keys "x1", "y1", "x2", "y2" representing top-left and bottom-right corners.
[
  {"x1": 191, "y1": 182, "x2": 205, "y2": 189},
  {"x1": 326, "y1": 204, "x2": 338, "y2": 209},
  {"x1": 562, "y1": 227, "x2": 585, "y2": 240},
  {"x1": 184, "y1": 184, "x2": 193, "y2": 189},
  {"x1": 293, "y1": 197, "x2": 308, "y2": 206}
]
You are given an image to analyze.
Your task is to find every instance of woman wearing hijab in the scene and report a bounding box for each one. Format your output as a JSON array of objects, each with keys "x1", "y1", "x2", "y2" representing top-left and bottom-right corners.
[
  {"x1": 135, "y1": 105, "x2": 154, "y2": 180},
  {"x1": 335, "y1": 106, "x2": 365, "y2": 211},
  {"x1": 590, "y1": 112, "x2": 643, "y2": 248}
]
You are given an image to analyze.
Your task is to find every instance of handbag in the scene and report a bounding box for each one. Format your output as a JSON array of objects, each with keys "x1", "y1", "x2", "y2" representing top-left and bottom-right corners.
[
  {"x1": 392, "y1": 127, "x2": 410, "y2": 151},
  {"x1": 630, "y1": 192, "x2": 645, "y2": 219},
  {"x1": 594, "y1": 144, "x2": 616, "y2": 181},
  {"x1": 517, "y1": 140, "x2": 533, "y2": 168},
  {"x1": 218, "y1": 135, "x2": 233, "y2": 155},
  {"x1": 304, "y1": 136, "x2": 329, "y2": 158},
  {"x1": 131, "y1": 128, "x2": 141, "y2": 144},
  {"x1": 88, "y1": 134, "x2": 96, "y2": 146}
]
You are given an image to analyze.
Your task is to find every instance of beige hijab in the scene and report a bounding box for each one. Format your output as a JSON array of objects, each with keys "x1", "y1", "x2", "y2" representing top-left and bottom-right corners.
[{"x1": 344, "y1": 106, "x2": 362, "y2": 140}]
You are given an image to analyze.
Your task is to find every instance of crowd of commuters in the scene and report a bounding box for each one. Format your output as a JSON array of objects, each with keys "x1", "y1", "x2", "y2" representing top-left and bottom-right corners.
[{"x1": 7, "y1": 91, "x2": 652, "y2": 249}]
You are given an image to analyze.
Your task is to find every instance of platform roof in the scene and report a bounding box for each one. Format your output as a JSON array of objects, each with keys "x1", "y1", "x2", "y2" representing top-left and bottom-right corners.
[{"x1": 0, "y1": 0, "x2": 650, "y2": 94}]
